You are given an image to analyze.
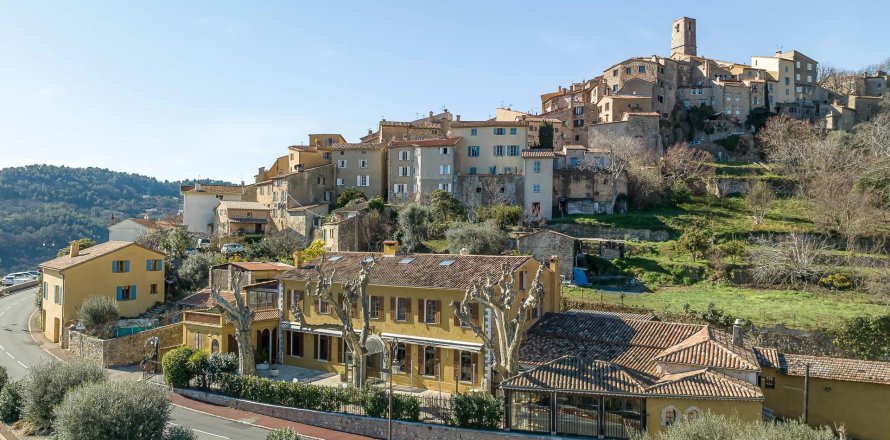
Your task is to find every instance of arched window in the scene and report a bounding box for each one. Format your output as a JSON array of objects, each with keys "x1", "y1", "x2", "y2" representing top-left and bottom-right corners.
[
  {"x1": 685, "y1": 406, "x2": 701, "y2": 420},
  {"x1": 661, "y1": 405, "x2": 679, "y2": 427},
  {"x1": 211, "y1": 339, "x2": 220, "y2": 354},
  {"x1": 423, "y1": 346, "x2": 436, "y2": 376}
]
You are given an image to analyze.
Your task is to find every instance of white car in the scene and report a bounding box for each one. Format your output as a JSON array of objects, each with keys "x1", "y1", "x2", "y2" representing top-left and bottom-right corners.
[
  {"x1": 1, "y1": 272, "x2": 36, "y2": 286},
  {"x1": 221, "y1": 243, "x2": 245, "y2": 255}
]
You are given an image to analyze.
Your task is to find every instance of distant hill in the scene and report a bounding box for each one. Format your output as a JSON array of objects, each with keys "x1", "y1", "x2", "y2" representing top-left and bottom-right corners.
[{"x1": 0, "y1": 165, "x2": 230, "y2": 274}]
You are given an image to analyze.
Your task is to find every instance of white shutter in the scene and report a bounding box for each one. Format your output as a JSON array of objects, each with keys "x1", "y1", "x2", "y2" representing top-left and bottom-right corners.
[{"x1": 356, "y1": 175, "x2": 361, "y2": 186}]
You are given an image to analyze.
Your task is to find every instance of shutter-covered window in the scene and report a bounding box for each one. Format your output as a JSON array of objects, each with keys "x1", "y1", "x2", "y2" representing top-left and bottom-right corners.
[
  {"x1": 146, "y1": 260, "x2": 152, "y2": 271},
  {"x1": 116, "y1": 286, "x2": 123, "y2": 301},
  {"x1": 434, "y1": 300, "x2": 441, "y2": 324},
  {"x1": 124, "y1": 260, "x2": 130, "y2": 272},
  {"x1": 418, "y1": 299, "x2": 424, "y2": 323},
  {"x1": 452, "y1": 301, "x2": 461, "y2": 326},
  {"x1": 131, "y1": 285, "x2": 137, "y2": 300},
  {"x1": 453, "y1": 349, "x2": 461, "y2": 381},
  {"x1": 112, "y1": 261, "x2": 118, "y2": 273},
  {"x1": 390, "y1": 297, "x2": 396, "y2": 321}
]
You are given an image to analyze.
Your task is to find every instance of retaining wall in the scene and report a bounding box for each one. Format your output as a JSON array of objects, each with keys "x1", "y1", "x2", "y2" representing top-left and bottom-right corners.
[{"x1": 68, "y1": 322, "x2": 183, "y2": 367}]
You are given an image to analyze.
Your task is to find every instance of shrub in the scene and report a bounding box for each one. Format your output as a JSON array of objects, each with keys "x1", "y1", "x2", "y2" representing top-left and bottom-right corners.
[
  {"x1": 631, "y1": 411, "x2": 835, "y2": 440},
  {"x1": 334, "y1": 187, "x2": 367, "y2": 210},
  {"x1": 162, "y1": 346, "x2": 196, "y2": 388},
  {"x1": 218, "y1": 374, "x2": 354, "y2": 413},
  {"x1": 0, "y1": 365, "x2": 8, "y2": 392},
  {"x1": 451, "y1": 391, "x2": 503, "y2": 429},
  {"x1": 187, "y1": 350, "x2": 210, "y2": 388},
  {"x1": 476, "y1": 204, "x2": 523, "y2": 229},
  {"x1": 820, "y1": 273, "x2": 852, "y2": 290},
  {"x1": 164, "y1": 425, "x2": 199, "y2": 440},
  {"x1": 397, "y1": 204, "x2": 429, "y2": 252},
  {"x1": 22, "y1": 360, "x2": 106, "y2": 429},
  {"x1": 53, "y1": 380, "x2": 171, "y2": 440},
  {"x1": 267, "y1": 428, "x2": 304, "y2": 440},
  {"x1": 835, "y1": 315, "x2": 890, "y2": 361},
  {"x1": 445, "y1": 220, "x2": 508, "y2": 255},
  {"x1": 205, "y1": 352, "x2": 239, "y2": 385},
  {"x1": 0, "y1": 380, "x2": 22, "y2": 423},
  {"x1": 360, "y1": 388, "x2": 420, "y2": 421},
  {"x1": 76, "y1": 295, "x2": 119, "y2": 332}
]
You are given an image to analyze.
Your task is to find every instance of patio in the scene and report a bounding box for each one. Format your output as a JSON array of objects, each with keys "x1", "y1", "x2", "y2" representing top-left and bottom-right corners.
[{"x1": 263, "y1": 364, "x2": 455, "y2": 398}]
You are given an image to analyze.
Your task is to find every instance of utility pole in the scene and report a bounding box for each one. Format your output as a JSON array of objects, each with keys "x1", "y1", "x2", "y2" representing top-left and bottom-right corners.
[{"x1": 803, "y1": 363, "x2": 810, "y2": 424}]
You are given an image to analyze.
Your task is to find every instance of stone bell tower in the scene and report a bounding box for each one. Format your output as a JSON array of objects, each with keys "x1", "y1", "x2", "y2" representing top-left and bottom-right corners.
[{"x1": 671, "y1": 17, "x2": 697, "y2": 57}]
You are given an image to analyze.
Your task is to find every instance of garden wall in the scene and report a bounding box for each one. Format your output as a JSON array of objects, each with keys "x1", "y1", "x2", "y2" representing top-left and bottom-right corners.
[
  {"x1": 68, "y1": 322, "x2": 183, "y2": 367},
  {"x1": 176, "y1": 388, "x2": 553, "y2": 440},
  {"x1": 546, "y1": 223, "x2": 669, "y2": 242}
]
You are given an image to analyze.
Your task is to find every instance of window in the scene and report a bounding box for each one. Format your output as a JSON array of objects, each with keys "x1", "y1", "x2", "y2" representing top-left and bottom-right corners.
[
  {"x1": 726, "y1": 94, "x2": 732, "y2": 102},
  {"x1": 369, "y1": 296, "x2": 382, "y2": 319},
  {"x1": 469, "y1": 167, "x2": 477, "y2": 175},
  {"x1": 489, "y1": 166, "x2": 497, "y2": 174},
  {"x1": 518, "y1": 271, "x2": 526, "y2": 290},
  {"x1": 796, "y1": 60, "x2": 801, "y2": 68},
  {"x1": 493, "y1": 145, "x2": 505, "y2": 156},
  {"x1": 807, "y1": 75, "x2": 812, "y2": 83},
  {"x1": 493, "y1": 127, "x2": 506, "y2": 135},
  {"x1": 112, "y1": 260, "x2": 129, "y2": 273},
  {"x1": 439, "y1": 165, "x2": 451, "y2": 175},
  {"x1": 509, "y1": 127, "x2": 517, "y2": 135},
  {"x1": 336, "y1": 178, "x2": 343, "y2": 186},
  {"x1": 690, "y1": 89, "x2": 697, "y2": 96},
  {"x1": 467, "y1": 145, "x2": 480, "y2": 157},
  {"x1": 612, "y1": 69, "x2": 618, "y2": 76},
  {"x1": 423, "y1": 346, "x2": 437, "y2": 376},
  {"x1": 116, "y1": 285, "x2": 135, "y2": 301},
  {"x1": 337, "y1": 159, "x2": 347, "y2": 168},
  {"x1": 315, "y1": 335, "x2": 330, "y2": 361},
  {"x1": 399, "y1": 151, "x2": 410, "y2": 161},
  {"x1": 796, "y1": 73, "x2": 800, "y2": 81},
  {"x1": 753, "y1": 96, "x2": 759, "y2": 105},
  {"x1": 54, "y1": 285, "x2": 61, "y2": 304},
  {"x1": 323, "y1": 190, "x2": 331, "y2": 202},
  {"x1": 287, "y1": 331, "x2": 303, "y2": 357},
  {"x1": 393, "y1": 183, "x2": 407, "y2": 194},
  {"x1": 422, "y1": 299, "x2": 440, "y2": 324},
  {"x1": 574, "y1": 135, "x2": 580, "y2": 142},
  {"x1": 685, "y1": 407, "x2": 701, "y2": 420},
  {"x1": 194, "y1": 333, "x2": 203, "y2": 350},
  {"x1": 395, "y1": 297, "x2": 409, "y2": 321},
  {"x1": 504, "y1": 167, "x2": 513, "y2": 174},
  {"x1": 318, "y1": 298, "x2": 330, "y2": 314},
  {"x1": 439, "y1": 147, "x2": 449, "y2": 155},
  {"x1": 359, "y1": 159, "x2": 368, "y2": 168},
  {"x1": 573, "y1": 106, "x2": 583, "y2": 115},
  {"x1": 146, "y1": 259, "x2": 162, "y2": 271},
  {"x1": 735, "y1": 93, "x2": 740, "y2": 101},
  {"x1": 570, "y1": 157, "x2": 579, "y2": 167},
  {"x1": 398, "y1": 166, "x2": 410, "y2": 176},
  {"x1": 657, "y1": 94, "x2": 663, "y2": 103},
  {"x1": 533, "y1": 161, "x2": 541, "y2": 173},
  {"x1": 459, "y1": 351, "x2": 476, "y2": 382},
  {"x1": 211, "y1": 339, "x2": 219, "y2": 354},
  {"x1": 393, "y1": 343, "x2": 408, "y2": 374},
  {"x1": 507, "y1": 145, "x2": 520, "y2": 156},
  {"x1": 661, "y1": 406, "x2": 679, "y2": 427},
  {"x1": 784, "y1": 77, "x2": 790, "y2": 85},
  {"x1": 150, "y1": 284, "x2": 158, "y2": 294},
  {"x1": 323, "y1": 152, "x2": 331, "y2": 160},
  {"x1": 639, "y1": 65, "x2": 645, "y2": 73},
  {"x1": 533, "y1": 184, "x2": 541, "y2": 193},
  {"x1": 437, "y1": 183, "x2": 453, "y2": 192},
  {"x1": 573, "y1": 119, "x2": 584, "y2": 127},
  {"x1": 763, "y1": 376, "x2": 775, "y2": 389},
  {"x1": 612, "y1": 84, "x2": 618, "y2": 92},
  {"x1": 357, "y1": 175, "x2": 370, "y2": 187},
  {"x1": 625, "y1": 67, "x2": 632, "y2": 74},
  {"x1": 470, "y1": 128, "x2": 477, "y2": 136}
]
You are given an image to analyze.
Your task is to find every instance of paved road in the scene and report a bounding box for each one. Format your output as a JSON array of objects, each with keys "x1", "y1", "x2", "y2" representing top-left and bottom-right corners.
[{"x1": 0, "y1": 288, "x2": 269, "y2": 440}]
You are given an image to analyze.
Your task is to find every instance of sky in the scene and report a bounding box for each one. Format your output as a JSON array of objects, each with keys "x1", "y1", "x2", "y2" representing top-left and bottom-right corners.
[{"x1": 0, "y1": 1, "x2": 885, "y2": 183}]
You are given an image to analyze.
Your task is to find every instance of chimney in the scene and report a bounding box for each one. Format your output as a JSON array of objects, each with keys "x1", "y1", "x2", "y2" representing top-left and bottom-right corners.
[
  {"x1": 549, "y1": 255, "x2": 559, "y2": 274},
  {"x1": 69, "y1": 240, "x2": 81, "y2": 258},
  {"x1": 195, "y1": 183, "x2": 203, "y2": 192},
  {"x1": 732, "y1": 319, "x2": 744, "y2": 347},
  {"x1": 292, "y1": 250, "x2": 302, "y2": 268},
  {"x1": 456, "y1": 115, "x2": 461, "y2": 122},
  {"x1": 429, "y1": 110, "x2": 434, "y2": 119},
  {"x1": 368, "y1": 129, "x2": 373, "y2": 135},
  {"x1": 383, "y1": 240, "x2": 399, "y2": 256}
]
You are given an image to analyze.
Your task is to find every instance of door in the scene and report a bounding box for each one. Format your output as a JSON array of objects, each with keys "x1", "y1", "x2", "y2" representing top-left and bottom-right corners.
[{"x1": 52, "y1": 318, "x2": 60, "y2": 343}]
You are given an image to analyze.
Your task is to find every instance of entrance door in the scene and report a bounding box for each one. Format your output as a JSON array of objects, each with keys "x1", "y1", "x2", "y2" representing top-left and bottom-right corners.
[
  {"x1": 227, "y1": 334, "x2": 238, "y2": 355},
  {"x1": 52, "y1": 318, "x2": 60, "y2": 343}
]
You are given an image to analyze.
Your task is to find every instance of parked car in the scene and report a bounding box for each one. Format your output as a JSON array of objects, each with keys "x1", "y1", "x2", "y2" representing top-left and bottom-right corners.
[
  {"x1": 196, "y1": 238, "x2": 211, "y2": 250},
  {"x1": 26, "y1": 271, "x2": 40, "y2": 278},
  {"x1": 1, "y1": 275, "x2": 14, "y2": 286},
  {"x1": 1, "y1": 272, "x2": 36, "y2": 286},
  {"x1": 221, "y1": 243, "x2": 245, "y2": 255}
]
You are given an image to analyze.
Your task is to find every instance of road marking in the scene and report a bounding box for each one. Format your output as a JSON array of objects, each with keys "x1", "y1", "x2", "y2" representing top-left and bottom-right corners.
[
  {"x1": 5, "y1": 352, "x2": 14, "y2": 360},
  {"x1": 169, "y1": 423, "x2": 230, "y2": 439},
  {"x1": 0, "y1": 344, "x2": 5, "y2": 351},
  {"x1": 16, "y1": 361, "x2": 27, "y2": 369}
]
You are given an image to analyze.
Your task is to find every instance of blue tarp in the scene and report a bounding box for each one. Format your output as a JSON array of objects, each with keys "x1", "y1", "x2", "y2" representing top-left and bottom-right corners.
[{"x1": 573, "y1": 267, "x2": 590, "y2": 287}]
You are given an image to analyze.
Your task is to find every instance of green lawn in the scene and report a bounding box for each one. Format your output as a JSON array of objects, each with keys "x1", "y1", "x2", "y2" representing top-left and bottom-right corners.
[
  {"x1": 563, "y1": 284, "x2": 890, "y2": 330},
  {"x1": 551, "y1": 194, "x2": 815, "y2": 239},
  {"x1": 421, "y1": 239, "x2": 449, "y2": 253}
]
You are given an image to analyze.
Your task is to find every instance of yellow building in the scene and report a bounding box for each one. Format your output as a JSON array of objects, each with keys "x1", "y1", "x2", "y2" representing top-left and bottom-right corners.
[
  {"x1": 39, "y1": 241, "x2": 166, "y2": 344},
  {"x1": 755, "y1": 348, "x2": 890, "y2": 440},
  {"x1": 277, "y1": 243, "x2": 562, "y2": 392},
  {"x1": 504, "y1": 312, "x2": 765, "y2": 437}
]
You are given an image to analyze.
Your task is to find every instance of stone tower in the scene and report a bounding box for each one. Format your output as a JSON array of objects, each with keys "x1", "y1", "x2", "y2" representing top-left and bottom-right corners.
[{"x1": 671, "y1": 17, "x2": 697, "y2": 57}]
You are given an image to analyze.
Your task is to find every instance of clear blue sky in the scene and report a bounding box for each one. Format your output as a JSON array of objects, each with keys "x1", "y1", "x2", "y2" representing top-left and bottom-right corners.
[{"x1": 0, "y1": 1, "x2": 884, "y2": 183}]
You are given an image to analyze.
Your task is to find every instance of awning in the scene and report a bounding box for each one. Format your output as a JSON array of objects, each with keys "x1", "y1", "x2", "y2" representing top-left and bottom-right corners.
[{"x1": 279, "y1": 322, "x2": 484, "y2": 353}]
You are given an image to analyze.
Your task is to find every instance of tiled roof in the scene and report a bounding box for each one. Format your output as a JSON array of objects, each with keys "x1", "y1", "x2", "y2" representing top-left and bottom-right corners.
[
  {"x1": 777, "y1": 353, "x2": 890, "y2": 385},
  {"x1": 563, "y1": 145, "x2": 587, "y2": 150},
  {"x1": 177, "y1": 290, "x2": 217, "y2": 308},
  {"x1": 40, "y1": 241, "x2": 163, "y2": 271},
  {"x1": 229, "y1": 262, "x2": 293, "y2": 271},
  {"x1": 217, "y1": 201, "x2": 270, "y2": 211},
  {"x1": 502, "y1": 356, "x2": 648, "y2": 395},
  {"x1": 565, "y1": 309, "x2": 655, "y2": 321},
  {"x1": 288, "y1": 145, "x2": 317, "y2": 151},
  {"x1": 328, "y1": 142, "x2": 387, "y2": 150},
  {"x1": 451, "y1": 121, "x2": 528, "y2": 128},
  {"x1": 520, "y1": 150, "x2": 556, "y2": 158},
  {"x1": 125, "y1": 218, "x2": 177, "y2": 229},
  {"x1": 278, "y1": 252, "x2": 532, "y2": 291},
  {"x1": 391, "y1": 137, "x2": 462, "y2": 148},
  {"x1": 752, "y1": 347, "x2": 781, "y2": 369},
  {"x1": 181, "y1": 184, "x2": 244, "y2": 195},
  {"x1": 647, "y1": 369, "x2": 763, "y2": 400},
  {"x1": 380, "y1": 120, "x2": 441, "y2": 128},
  {"x1": 653, "y1": 327, "x2": 760, "y2": 371}
]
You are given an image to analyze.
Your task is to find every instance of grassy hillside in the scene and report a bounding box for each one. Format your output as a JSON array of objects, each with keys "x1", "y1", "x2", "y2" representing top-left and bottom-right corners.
[{"x1": 0, "y1": 165, "x2": 227, "y2": 273}]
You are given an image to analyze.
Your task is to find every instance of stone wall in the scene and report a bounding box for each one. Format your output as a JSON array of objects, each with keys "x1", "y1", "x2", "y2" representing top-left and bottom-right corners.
[
  {"x1": 176, "y1": 388, "x2": 553, "y2": 440},
  {"x1": 69, "y1": 322, "x2": 183, "y2": 367},
  {"x1": 546, "y1": 223, "x2": 669, "y2": 242},
  {"x1": 515, "y1": 230, "x2": 576, "y2": 278},
  {"x1": 455, "y1": 175, "x2": 524, "y2": 214}
]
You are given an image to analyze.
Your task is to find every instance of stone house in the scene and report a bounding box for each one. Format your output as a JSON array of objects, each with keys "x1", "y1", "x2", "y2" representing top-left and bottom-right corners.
[
  {"x1": 515, "y1": 229, "x2": 576, "y2": 280},
  {"x1": 213, "y1": 201, "x2": 272, "y2": 236},
  {"x1": 331, "y1": 142, "x2": 388, "y2": 199},
  {"x1": 387, "y1": 137, "x2": 461, "y2": 205}
]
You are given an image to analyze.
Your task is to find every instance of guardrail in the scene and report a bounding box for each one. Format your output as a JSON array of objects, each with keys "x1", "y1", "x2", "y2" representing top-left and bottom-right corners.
[{"x1": 0, "y1": 280, "x2": 39, "y2": 296}]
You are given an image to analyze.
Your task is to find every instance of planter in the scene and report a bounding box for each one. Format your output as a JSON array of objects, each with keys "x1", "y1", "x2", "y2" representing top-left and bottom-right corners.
[
  {"x1": 256, "y1": 362, "x2": 270, "y2": 371},
  {"x1": 270, "y1": 368, "x2": 279, "y2": 377}
]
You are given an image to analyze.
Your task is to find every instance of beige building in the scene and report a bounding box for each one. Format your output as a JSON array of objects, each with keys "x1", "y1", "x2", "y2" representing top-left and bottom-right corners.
[
  {"x1": 387, "y1": 137, "x2": 461, "y2": 204},
  {"x1": 308, "y1": 134, "x2": 347, "y2": 148},
  {"x1": 495, "y1": 108, "x2": 565, "y2": 148},
  {"x1": 180, "y1": 184, "x2": 245, "y2": 234},
  {"x1": 451, "y1": 121, "x2": 529, "y2": 176},
  {"x1": 213, "y1": 201, "x2": 272, "y2": 236},
  {"x1": 602, "y1": 56, "x2": 679, "y2": 118},
  {"x1": 752, "y1": 50, "x2": 818, "y2": 107},
  {"x1": 330, "y1": 142, "x2": 388, "y2": 199},
  {"x1": 361, "y1": 110, "x2": 452, "y2": 143},
  {"x1": 521, "y1": 150, "x2": 554, "y2": 221},
  {"x1": 539, "y1": 78, "x2": 607, "y2": 146}
]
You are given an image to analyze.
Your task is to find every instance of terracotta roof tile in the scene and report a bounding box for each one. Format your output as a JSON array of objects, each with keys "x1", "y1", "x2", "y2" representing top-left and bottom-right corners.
[
  {"x1": 127, "y1": 218, "x2": 177, "y2": 229},
  {"x1": 40, "y1": 241, "x2": 163, "y2": 271},
  {"x1": 779, "y1": 353, "x2": 890, "y2": 385},
  {"x1": 520, "y1": 150, "x2": 556, "y2": 158},
  {"x1": 502, "y1": 356, "x2": 649, "y2": 395},
  {"x1": 229, "y1": 262, "x2": 293, "y2": 271},
  {"x1": 565, "y1": 309, "x2": 655, "y2": 321},
  {"x1": 217, "y1": 201, "x2": 270, "y2": 210},
  {"x1": 279, "y1": 252, "x2": 531, "y2": 290},
  {"x1": 390, "y1": 137, "x2": 462, "y2": 148},
  {"x1": 180, "y1": 184, "x2": 244, "y2": 195},
  {"x1": 451, "y1": 121, "x2": 528, "y2": 128},
  {"x1": 647, "y1": 369, "x2": 763, "y2": 400},
  {"x1": 752, "y1": 347, "x2": 781, "y2": 369},
  {"x1": 328, "y1": 142, "x2": 387, "y2": 150},
  {"x1": 653, "y1": 327, "x2": 760, "y2": 371}
]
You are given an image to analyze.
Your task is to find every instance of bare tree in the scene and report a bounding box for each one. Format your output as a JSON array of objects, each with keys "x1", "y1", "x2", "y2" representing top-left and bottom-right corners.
[
  {"x1": 289, "y1": 259, "x2": 375, "y2": 388},
  {"x1": 211, "y1": 272, "x2": 256, "y2": 376},
  {"x1": 452, "y1": 263, "x2": 546, "y2": 388},
  {"x1": 661, "y1": 142, "x2": 714, "y2": 186},
  {"x1": 809, "y1": 171, "x2": 884, "y2": 250},
  {"x1": 817, "y1": 64, "x2": 859, "y2": 96},
  {"x1": 749, "y1": 233, "x2": 829, "y2": 289},
  {"x1": 481, "y1": 177, "x2": 509, "y2": 206},
  {"x1": 584, "y1": 132, "x2": 647, "y2": 213},
  {"x1": 745, "y1": 180, "x2": 775, "y2": 226}
]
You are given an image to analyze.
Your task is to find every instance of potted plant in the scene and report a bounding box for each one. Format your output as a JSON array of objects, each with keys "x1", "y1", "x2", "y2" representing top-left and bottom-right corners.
[{"x1": 255, "y1": 347, "x2": 270, "y2": 371}]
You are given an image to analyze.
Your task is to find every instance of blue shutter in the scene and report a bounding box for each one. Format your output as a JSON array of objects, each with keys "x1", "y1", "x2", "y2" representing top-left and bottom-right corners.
[
  {"x1": 146, "y1": 260, "x2": 152, "y2": 271},
  {"x1": 116, "y1": 287, "x2": 123, "y2": 301},
  {"x1": 124, "y1": 260, "x2": 130, "y2": 272},
  {"x1": 131, "y1": 285, "x2": 137, "y2": 300},
  {"x1": 157, "y1": 260, "x2": 163, "y2": 271},
  {"x1": 112, "y1": 261, "x2": 118, "y2": 273}
]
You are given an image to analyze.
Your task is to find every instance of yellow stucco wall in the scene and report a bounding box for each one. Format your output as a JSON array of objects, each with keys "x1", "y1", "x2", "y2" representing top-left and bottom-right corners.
[
  {"x1": 761, "y1": 367, "x2": 890, "y2": 440},
  {"x1": 182, "y1": 319, "x2": 279, "y2": 357},
  {"x1": 40, "y1": 244, "x2": 166, "y2": 343},
  {"x1": 645, "y1": 397, "x2": 762, "y2": 434}
]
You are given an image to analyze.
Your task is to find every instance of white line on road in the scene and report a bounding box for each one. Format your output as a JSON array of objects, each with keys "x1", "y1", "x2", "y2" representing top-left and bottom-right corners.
[
  {"x1": 17, "y1": 361, "x2": 27, "y2": 369},
  {"x1": 0, "y1": 344, "x2": 5, "y2": 351},
  {"x1": 5, "y1": 352, "x2": 14, "y2": 360},
  {"x1": 169, "y1": 423, "x2": 230, "y2": 439}
]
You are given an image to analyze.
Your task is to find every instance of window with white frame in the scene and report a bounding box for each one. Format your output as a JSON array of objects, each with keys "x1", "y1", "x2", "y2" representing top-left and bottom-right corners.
[
  {"x1": 337, "y1": 159, "x2": 347, "y2": 168},
  {"x1": 467, "y1": 146, "x2": 480, "y2": 157},
  {"x1": 437, "y1": 183, "x2": 452, "y2": 192},
  {"x1": 399, "y1": 150, "x2": 410, "y2": 161},
  {"x1": 493, "y1": 127, "x2": 506, "y2": 135},
  {"x1": 399, "y1": 166, "x2": 410, "y2": 176},
  {"x1": 493, "y1": 145, "x2": 505, "y2": 156},
  {"x1": 533, "y1": 161, "x2": 541, "y2": 173},
  {"x1": 439, "y1": 165, "x2": 451, "y2": 175},
  {"x1": 359, "y1": 159, "x2": 368, "y2": 168},
  {"x1": 357, "y1": 176, "x2": 370, "y2": 187},
  {"x1": 507, "y1": 145, "x2": 520, "y2": 156},
  {"x1": 323, "y1": 191, "x2": 331, "y2": 202},
  {"x1": 439, "y1": 147, "x2": 449, "y2": 155},
  {"x1": 661, "y1": 406, "x2": 679, "y2": 427},
  {"x1": 393, "y1": 184, "x2": 407, "y2": 194},
  {"x1": 336, "y1": 178, "x2": 343, "y2": 186}
]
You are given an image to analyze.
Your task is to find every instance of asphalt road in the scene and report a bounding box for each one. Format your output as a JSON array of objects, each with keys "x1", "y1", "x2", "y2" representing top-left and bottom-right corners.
[{"x1": 0, "y1": 288, "x2": 270, "y2": 440}]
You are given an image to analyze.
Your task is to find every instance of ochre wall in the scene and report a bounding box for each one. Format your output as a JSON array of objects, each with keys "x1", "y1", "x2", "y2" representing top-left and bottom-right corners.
[{"x1": 645, "y1": 397, "x2": 762, "y2": 434}]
